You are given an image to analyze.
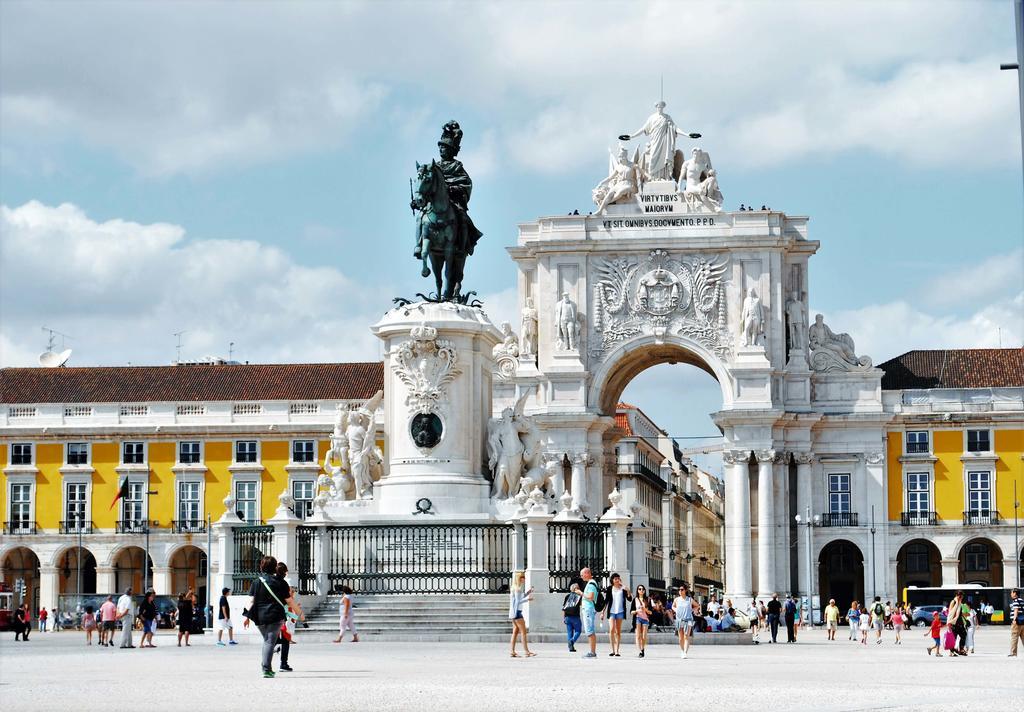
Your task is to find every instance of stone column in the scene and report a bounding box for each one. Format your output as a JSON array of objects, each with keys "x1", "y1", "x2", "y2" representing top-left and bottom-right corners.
[
  {"x1": 95, "y1": 566, "x2": 116, "y2": 596},
  {"x1": 773, "y1": 452, "x2": 790, "y2": 594},
  {"x1": 756, "y1": 449, "x2": 776, "y2": 599},
  {"x1": 212, "y1": 495, "x2": 243, "y2": 593},
  {"x1": 600, "y1": 488, "x2": 632, "y2": 579},
  {"x1": 151, "y1": 567, "x2": 173, "y2": 596},
  {"x1": 940, "y1": 559, "x2": 960, "y2": 587},
  {"x1": 864, "y1": 451, "x2": 888, "y2": 598},
  {"x1": 570, "y1": 452, "x2": 593, "y2": 518},
  {"x1": 723, "y1": 450, "x2": 752, "y2": 599},
  {"x1": 38, "y1": 566, "x2": 60, "y2": 613},
  {"x1": 1003, "y1": 558, "x2": 1019, "y2": 589},
  {"x1": 629, "y1": 521, "x2": 650, "y2": 590},
  {"x1": 793, "y1": 452, "x2": 813, "y2": 597}
]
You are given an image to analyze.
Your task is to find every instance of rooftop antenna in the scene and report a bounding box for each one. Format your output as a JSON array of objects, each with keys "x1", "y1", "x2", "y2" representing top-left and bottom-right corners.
[
  {"x1": 39, "y1": 326, "x2": 73, "y2": 367},
  {"x1": 174, "y1": 330, "x2": 186, "y2": 364},
  {"x1": 998, "y1": 327, "x2": 1003, "y2": 348},
  {"x1": 229, "y1": 341, "x2": 235, "y2": 361}
]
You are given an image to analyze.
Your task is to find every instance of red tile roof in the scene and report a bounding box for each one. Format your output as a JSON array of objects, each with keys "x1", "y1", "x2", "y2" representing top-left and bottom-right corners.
[
  {"x1": 614, "y1": 412, "x2": 633, "y2": 435},
  {"x1": 0, "y1": 362, "x2": 384, "y2": 404},
  {"x1": 879, "y1": 349, "x2": 1024, "y2": 390}
]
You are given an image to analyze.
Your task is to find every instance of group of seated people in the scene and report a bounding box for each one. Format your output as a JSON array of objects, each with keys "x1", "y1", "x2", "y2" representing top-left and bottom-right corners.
[{"x1": 632, "y1": 593, "x2": 743, "y2": 633}]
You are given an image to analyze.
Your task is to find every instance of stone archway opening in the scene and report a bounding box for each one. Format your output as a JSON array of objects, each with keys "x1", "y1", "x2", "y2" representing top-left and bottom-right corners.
[
  {"x1": 2, "y1": 547, "x2": 40, "y2": 609},
  {"x1": 957, "y1": 538, "x2": 1003, "y2": 587},
  {"x1": 56, "y1": 546, "x2": 97, "y2": 595},
  {"x1": 818, "y1": 539, "x2": 864, "y2": 615},
  {"x1": 896, "y1": 539, "x2": 941, "y2": 595},
  {"x1": 170, "y1": 545, "x2": 208, "y2": 608},
  {"x1": 112, "y1": 546, "x2": 154, "y2": 593}
]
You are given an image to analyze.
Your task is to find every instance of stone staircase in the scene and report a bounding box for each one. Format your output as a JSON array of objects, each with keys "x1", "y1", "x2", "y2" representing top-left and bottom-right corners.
[{"x1": 301, "y1": 594, "x2": 512, "y2": 642}]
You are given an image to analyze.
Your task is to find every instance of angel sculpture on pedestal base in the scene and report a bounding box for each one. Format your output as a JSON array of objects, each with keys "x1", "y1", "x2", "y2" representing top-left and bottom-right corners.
[{"x1": 317, "y1": 390, "x2": 384, "y2": 502}]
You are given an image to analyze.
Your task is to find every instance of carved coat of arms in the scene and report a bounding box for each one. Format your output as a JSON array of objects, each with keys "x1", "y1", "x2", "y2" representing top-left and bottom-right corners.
[
  {"x1": 392, "y1": 324, "x2": 461, "y2": 414},
  {"x1": 592, "y1": 249, "x2": 730, "y2": 356}
]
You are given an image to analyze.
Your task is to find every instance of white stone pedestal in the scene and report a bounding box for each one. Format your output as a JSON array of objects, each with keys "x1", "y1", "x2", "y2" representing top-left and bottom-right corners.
[{"x1": 371, "y1": 301, "x2": 501, "y2": 518}]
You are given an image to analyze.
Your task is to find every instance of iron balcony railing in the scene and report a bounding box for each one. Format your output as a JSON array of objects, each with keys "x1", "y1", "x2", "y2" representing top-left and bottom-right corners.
[
  {"x1": 3, "y1": 520, "x2": 37, "y2": 534},
  {"x1": 820, "y1": 512, "x2": 859, "y2": 527},
  {"x1": 115, "y1": 519, "x2": 158, "y2": 534},
  {"x1": 616, "y1": 464, "x2": 662, "y2": 482},
  {"x1": 963, "y1": 510, "x2": 1000, "y2": 525},
  {"x1": 172, "y1": 519, "x2": 207, "y2": 533},
  {"x1": 901, "y1": 511, "x2": 937, "y2": 526},
  {"x1": 59, "y1": 520, "x2": 93, "y2": 534}
]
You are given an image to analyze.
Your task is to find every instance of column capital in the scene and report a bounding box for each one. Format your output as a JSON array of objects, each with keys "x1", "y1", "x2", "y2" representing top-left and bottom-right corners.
[
  {"x1": 773, "y1": 451, "x2": 789, "y2": 465},
  {"x1": 864, "y1": 451, "x2": 884, "y2": 465},
  {"x1": 755, "y1": 449, "x2": 776, "y2": 464},
  {"x1": 721, "y1": 449, "x2": 750, "y2": 466},
  {"x1": 792, "y1": 451, "x2": 814, "y2": 466}
]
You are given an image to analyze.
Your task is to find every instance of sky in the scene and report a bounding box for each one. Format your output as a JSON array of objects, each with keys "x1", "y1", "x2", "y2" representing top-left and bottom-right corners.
[{"x1": 1, "y1": 0, "x2": 1022, "y2": 467}]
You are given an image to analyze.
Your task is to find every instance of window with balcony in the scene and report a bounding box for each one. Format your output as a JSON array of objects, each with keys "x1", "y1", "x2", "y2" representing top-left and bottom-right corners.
[
  {"x1": 966, "y1": 429, "x2": 991, "y2": 453},
  {"x1": 965, "y1": 471, "x2": 995, "y2": 523},
  {"x1": 907, "y1": 472, "x2": 930, "y2": 513},
  {"x1": 292, "y1": 440, "x2": 316, "y2": 464},
  {"x1": 176, "y1": 481, "x2": 203, "y2": 532},
  {"x1": 828, "y1": 474, "x2": 851, "y2": 513},
  {"x1": 235, "y1": 481, "x2": 258, "y2": 523},
  {"x1": 67, "y1": 442, "x2": 89, "y2": 465},
  {"x1": 11, "y1": 443, "x2": 32, "y2": 465},
  {"x1": 235, "y1": 440, "x2": 258, "y2": 464},
  {"x1": 8, "y1": 483, "x2": 33, "y2": 532},
  {"x1": 65, "y1": 482, "x2": 88, "y2": 529},
  {"x1": 292, "y1": 480, "x2": 315, "y2": 519},
  {"x1": 906, "y1": 431, "x2": 929, "y2": 454},
  {"x1": 122, "y1": 441, "x2": 145, "y2": 465},
  {"x1": 118, "y1": 481, "x2": 147, "y2": 531},
  {"x1": 178, "y1": 441, "x2": 201, "y2": 465}
]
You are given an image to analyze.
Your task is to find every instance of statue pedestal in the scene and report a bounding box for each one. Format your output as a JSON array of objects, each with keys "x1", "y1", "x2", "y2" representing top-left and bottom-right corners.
[
  {"x1": 731, "y1": 345, "x2": 772, "y2": 407},
  {"x1": 371, "y1": 302, "x2": 502, "y2": 518}
]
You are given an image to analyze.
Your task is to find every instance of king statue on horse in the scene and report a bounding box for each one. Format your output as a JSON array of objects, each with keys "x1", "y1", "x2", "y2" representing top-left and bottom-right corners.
[{"x1": 410, "y1": 120, "x2": 483, "y2": 302}]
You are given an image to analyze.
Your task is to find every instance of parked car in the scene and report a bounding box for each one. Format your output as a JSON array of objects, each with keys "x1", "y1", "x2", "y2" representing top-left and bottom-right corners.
[{"x1": 912, "y1": 605, "x2": 947, "y2": 627}]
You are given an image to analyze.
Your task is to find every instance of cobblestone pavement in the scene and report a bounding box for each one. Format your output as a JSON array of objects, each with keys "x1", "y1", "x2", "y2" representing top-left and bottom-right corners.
[{"x1": 1, "y1": 627, "x2": 1021, "y2": 711}]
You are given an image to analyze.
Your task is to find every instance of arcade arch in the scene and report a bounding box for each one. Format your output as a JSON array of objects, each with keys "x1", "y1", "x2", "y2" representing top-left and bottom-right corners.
[
  {"x1": 169, "y1": 545, "x2": 207, "y2": 603},
  {"x1": 818, "y1": 539, "x2": 864, "y2": 614},
  {"x1": 54, "y1": 546, "x2": 97, "y2": 595},
  {"x1": 1, "y1": 546, "x2": 40, "y2": 608},
  {"x1": 110, "y1": 546, "x2": 153, "y2": 593},
  {"x1": 956, "y1": 538, "x2": 1003, "y2": 587},
  {"x1": 895, "y1": 539, "x2": 941, "y2": 593}
]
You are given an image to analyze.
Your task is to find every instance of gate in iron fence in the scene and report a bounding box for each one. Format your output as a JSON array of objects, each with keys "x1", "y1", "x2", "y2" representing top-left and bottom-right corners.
[
  {"x1": 547, "y1": 522, "x2": 608, "y2": 592},
  {"x1": 232, "y1": 525, "x2": 274, "y2": 591},
  {"x1": 325, "y1": 524, "x2": 515, "y2": 594},
  {"x1": 295, "y1": 526, "x2": 317, "y2": 595}
]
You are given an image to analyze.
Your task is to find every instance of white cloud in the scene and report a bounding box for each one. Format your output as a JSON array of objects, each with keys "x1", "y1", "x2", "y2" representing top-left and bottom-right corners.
[
  {"x1": 0, "y1": 201, "x2": 389, "y2": 367},
  {"x1": 919, "y1": 248, "x2": 1024, "y2": 308},
  {"x1": 0, "y1": 1, "x2": 1016, "y2": 176}
]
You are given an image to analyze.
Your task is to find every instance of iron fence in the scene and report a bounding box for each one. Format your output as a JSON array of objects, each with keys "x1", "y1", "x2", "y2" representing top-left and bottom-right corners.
[
  {"x1": 963, "y1": 509, "x2": 1000, "y2": 525},
  {"x1": 820, "y1": 512, "x2": 859, "y2": 527},
  {"x1": 3, "y1": 520, "x2": 37, "y2": 534},
  {"x1": 325, "y1": 524, "x2": 515, "y2": 594},
  {"x1": 547, "y1": 522, "x2": 608, "y2": 592},
  {"x1": 232, "y1": 525, "x2": 274, "y2": 591},
  {"x1": 296, "y1": 526, "x2": 317, "y2": 595},
  {"x1": 900, "y1": 511, "x2": 937, "y2": 526}
]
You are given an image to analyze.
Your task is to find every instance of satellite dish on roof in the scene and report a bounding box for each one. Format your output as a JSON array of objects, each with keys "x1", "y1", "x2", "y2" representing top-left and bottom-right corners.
[{"x1": 38, "y1": 348, "x2": 72, "y2": 368}]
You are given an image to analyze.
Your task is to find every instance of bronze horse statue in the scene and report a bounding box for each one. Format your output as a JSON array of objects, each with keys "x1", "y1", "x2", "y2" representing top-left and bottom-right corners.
[{"x1": 412, "y1": 160, "x2": 469, "y2": 302}]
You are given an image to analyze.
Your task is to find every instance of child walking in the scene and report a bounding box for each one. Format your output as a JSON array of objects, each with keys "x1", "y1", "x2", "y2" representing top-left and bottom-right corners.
[
  {"x1": 82, "y1": 606, "x2": 97, "y2": 645},
  {"x1": 926, "y1": 611, "x2": 943, "y2": 657},
  {"x1": 858, "y1": 605, "x2": 871, "y2": 645},
  {"x1": 891, "y1": 606, "x2": 904, "y2": 644}
]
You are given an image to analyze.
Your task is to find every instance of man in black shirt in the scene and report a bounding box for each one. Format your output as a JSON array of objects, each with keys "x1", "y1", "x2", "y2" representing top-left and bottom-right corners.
[
  {"x1": 244, "y1": 556, "x2": 295, "y2": 678},
  {"x1": 784, "y1": 595, "x2": 798, "y2": 643},
  {"x1": 217, "y1": 587, "x2": 236, "y2": 646},
  {"x1": 1009, "y1": 588, "x2": 1024, "y2": 657},
  {"x1": 766, "y1": 594, "x2": 782, "y2": 643},
  {"x1": 139, "y1": 591, "x2": 158, "y2": 648}
]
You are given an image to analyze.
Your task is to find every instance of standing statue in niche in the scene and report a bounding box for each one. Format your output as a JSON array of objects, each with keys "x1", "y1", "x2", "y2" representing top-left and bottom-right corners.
[
  {"x1": 520, "y1": 298, "x2": 538, "y2": 357},
  {"x1": 619, "y1": 101, "x2": 701, "y2": 182},
  {"x1": 786, "y1": 291, "x2": 807, "y2": 353},
  {"x1": 679, "y1": 148, "x2": 723, "y2": 213},
  {"x1": 554, "y1": 292, "x2": 580, "y2": 351},
  {"x1": 808, "y1": 314, "x2": 873, "y2": 371},
  {"x1": 592, "y1": 145, "x2": 641, "y2": 213},
  {"x1": 741, "y1": 287, "x2": 766, "y2": 347},
  {"x1": 409, "y1": 121, "x2": 483, "y2": 303}
]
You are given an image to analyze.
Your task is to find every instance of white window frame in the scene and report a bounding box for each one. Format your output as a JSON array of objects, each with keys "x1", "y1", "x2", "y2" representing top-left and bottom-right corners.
[
  {"x1": 177, "y1": 440, "x2": 203, "y2": 465},
  {"x1": 905, "y1": 430, "x2": 930, "y2": 455},
  {"x1": 6, "y1": 476, "x2": 36, "y2": 529},
  {"x1": 65, "y1": 442, "x2": 91, "y2": 466},
  {"x1": 62, "y1": 473, "x2": 92, "y2": 529},
  {"x1": 121, "y1": 440, "x2": 147, "y2": 466},
  {"x1": 964, "y1": 428, "x2": 992, "y2": 454},
  {"x1": 174, "y1": 473, "x2": 205, "y2": 529},
  {"x1": 826, "y1": 473, "x2": 852, "y2": 514},
  {"x1": 290, "y1": 439, "x2": 317, "y2": 465},
  {"x1": 9, "y1": 442, "x2": 34, "y2": 467},
  {"x1": 290, "y1": 478, "x2": 316, "y2": 520},
  {"x1": 233, "y1": 476, "x2": 261, "y2": 524},
  {"x1": 119, "y1": 478, "x2": 148, "y2": 525},
  {"x1": 964, "y1": 469, "x2": 994, "y2": 514},
  {"x1": 905, "y1": 471, "x2": 932, "y2": 514},
  {"x1": 233, "y1": 440, "x2": 260, "y2": 465}
]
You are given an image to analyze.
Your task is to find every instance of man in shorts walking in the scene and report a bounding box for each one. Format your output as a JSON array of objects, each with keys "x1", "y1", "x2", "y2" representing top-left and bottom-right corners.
[
  {"x1": 580, "y1": 568, "x2": 599, "y2": 658},
  {"x1": 824, "y1": 599, "x2": 840, "y2": 641},
  {"x1": 871, "y1": 596, "x2": 886, "y2": 645},
  {"x1": 99, "y1": 595, "x2": 117, "y2": 647},
  {"x1": 216, "y1": 587, "x2": 237, "y2": 646}
]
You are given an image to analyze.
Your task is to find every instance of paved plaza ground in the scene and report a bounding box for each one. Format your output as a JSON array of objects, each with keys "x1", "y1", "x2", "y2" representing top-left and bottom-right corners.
[{"x1": 1, "y1": 627, "x2": 1022, "y2": 711}]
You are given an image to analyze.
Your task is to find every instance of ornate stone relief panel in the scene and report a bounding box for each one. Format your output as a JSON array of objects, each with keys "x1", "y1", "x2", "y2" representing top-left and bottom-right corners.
[{"x1": 590, "y1": 249, "x2": 730, "y2": 358}]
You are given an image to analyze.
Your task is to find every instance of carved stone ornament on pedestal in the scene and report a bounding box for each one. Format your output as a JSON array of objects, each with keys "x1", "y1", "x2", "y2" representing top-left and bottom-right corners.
[
  {"x1": 394, "y1": 324, "x2": 462, "y2": 415},
  {"x1": 491, "y1": 321, "x2": 520, "y2": 381},
  {"x1": 807, "y1": 314, "x2": 872, "y2": 372},
  {"x1": 592, "y1": 249, "x2": 730, "y2": 357},
  {"x1": 486, "y1": 393, "x2": 544, "y2": 501}
]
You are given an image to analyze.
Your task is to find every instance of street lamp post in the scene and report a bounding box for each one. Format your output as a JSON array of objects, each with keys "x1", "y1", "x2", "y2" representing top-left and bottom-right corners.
[
  {"x1": 1014, "y1": 480, "x2": 1020, "y2": 588},
  {"x1": 794, "y1": 508, "x2": 820, "y2": 625}
]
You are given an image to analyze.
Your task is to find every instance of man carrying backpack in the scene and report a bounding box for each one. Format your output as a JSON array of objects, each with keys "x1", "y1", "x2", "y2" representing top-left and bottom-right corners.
[
  {"x1": 580, "y1": 567, "x2": 602, "y2": 659},
  {"x1": 784, "y1": 595, "x2": 797, "y2": 643},
  {"x1": 871, "y1": 596, "x2": 886, "y2": 645}
]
